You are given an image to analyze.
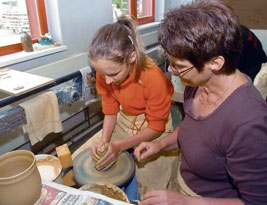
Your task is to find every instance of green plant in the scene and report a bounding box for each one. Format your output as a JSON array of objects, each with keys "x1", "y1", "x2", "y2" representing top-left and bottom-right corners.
[{"x1": 113, "y1": 0, "x2": 121, "y2": 9}]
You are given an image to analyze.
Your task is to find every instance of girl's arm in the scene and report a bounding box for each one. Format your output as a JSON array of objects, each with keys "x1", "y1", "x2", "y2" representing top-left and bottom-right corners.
[
  {"x1": 101, "y1": 114, "x2": 117, "y2": 143},
  {"x1": 90, "y1": 114, "x2": 117, "y2": 163}
]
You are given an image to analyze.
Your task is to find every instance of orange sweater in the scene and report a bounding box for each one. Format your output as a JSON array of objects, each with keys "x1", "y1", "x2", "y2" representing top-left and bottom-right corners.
[{"x1": 96, "y1": 62, "x2": 174, "y2": 132}]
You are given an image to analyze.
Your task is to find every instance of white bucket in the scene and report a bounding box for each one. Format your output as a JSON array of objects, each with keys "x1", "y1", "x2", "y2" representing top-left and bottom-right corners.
[{"x1": 35, "y1": 154, "x2": 62, "y2": 184}]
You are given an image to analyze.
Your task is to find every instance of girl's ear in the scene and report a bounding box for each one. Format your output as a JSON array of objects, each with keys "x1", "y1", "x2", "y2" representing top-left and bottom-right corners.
[
  {"x1": 208, "y1": 56, "x2": 225, "y2": 71},
  {"x1": 129, "y1": 51, "x2": 137, "y2": 63}
]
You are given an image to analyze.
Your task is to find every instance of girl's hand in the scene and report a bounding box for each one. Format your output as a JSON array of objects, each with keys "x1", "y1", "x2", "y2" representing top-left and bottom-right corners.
[
  {"x1": 95, "y1": 142, "x2": 120, "y2": 170},
  {"x1": 90, "y1": 144, "x2": 102, "y2": 164},
  {"x1": 134, "y1": 141, "x2": 162, "y2": 161},
  {"x1": 140, "y1": 190, "x2": 193, "y2": 205}
]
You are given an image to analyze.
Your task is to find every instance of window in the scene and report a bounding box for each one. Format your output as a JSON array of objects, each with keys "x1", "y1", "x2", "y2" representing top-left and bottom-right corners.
[
  {"x1": 0, "y1": 0, "x2": 48, "y2": 56},
  {"x1": 112, "y1": 0, "x2": 155, "y2": 25}
]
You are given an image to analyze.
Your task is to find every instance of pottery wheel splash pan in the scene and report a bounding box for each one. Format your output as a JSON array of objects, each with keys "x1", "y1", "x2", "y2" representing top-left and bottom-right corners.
[{"x1": 73, "y1": 149, "x2": 135, "y2": 188}]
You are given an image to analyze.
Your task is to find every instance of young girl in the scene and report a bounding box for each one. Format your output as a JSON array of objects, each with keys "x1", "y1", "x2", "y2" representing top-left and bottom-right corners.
[{"x1": 72, "y1": 17, "x2": 178, "y2": 198}]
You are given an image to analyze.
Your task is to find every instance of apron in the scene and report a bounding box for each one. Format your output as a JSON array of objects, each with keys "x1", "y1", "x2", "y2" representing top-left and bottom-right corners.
[
  {"x1": 165, "y1": 153, "x2": 200, "y2": 197},
  {"x1": 72, "y1": 109, "x2": 179, "y2": 195},
  {"x1": 177, "y1": 159, "x2": 200, "y2": 196}
]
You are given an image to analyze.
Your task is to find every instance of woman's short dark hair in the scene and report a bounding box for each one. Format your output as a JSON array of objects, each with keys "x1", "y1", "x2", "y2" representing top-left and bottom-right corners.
[{"x1": 158, "y1": 0, "x2": 243, "y2": 73}]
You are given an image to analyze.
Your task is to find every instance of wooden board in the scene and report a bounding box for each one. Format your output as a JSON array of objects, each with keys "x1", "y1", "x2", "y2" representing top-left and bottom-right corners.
[
  {"x1": 0, "y1": 68, "x2": 54, "y2": 96},
  {"x1": 221, "y1": 0, "x2": 267, "y2": 29}
]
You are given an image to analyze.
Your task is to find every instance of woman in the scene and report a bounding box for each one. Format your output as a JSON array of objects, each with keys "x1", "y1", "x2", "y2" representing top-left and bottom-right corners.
[
  {"x1": 135, "y1": 0, "x2": 267, "y2": 204},
  {"x1": 72, "y1": 17, "x2": 178, "y2": 198}
]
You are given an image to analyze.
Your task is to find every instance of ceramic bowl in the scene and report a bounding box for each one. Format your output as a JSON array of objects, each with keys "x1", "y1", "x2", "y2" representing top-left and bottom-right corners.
[{"x1": 35, "y1": 154, "x2": 62, "y2": 183}]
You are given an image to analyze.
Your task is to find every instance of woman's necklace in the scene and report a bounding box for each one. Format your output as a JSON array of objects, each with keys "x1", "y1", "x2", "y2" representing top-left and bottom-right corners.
[{"x1": 199, "y1": 73, "x2": 237, "y2": 106}]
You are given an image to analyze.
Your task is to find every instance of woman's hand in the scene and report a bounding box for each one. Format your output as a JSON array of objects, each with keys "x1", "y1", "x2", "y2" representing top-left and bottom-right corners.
[
  {"x1": 134, "y1": 141, "x2": 162, "y2": 161},
  {"x1": 94, "y1": 142, "x2": 121, "y2": 170},
  {"x1": 140, "y1": 190, "x2": 193, "y2": 205}
]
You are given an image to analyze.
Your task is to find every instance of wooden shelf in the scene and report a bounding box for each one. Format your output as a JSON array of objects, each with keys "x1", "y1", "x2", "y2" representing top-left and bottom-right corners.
[{"x1": 0, "y1": 68, "x2": 54, "y2": 96}]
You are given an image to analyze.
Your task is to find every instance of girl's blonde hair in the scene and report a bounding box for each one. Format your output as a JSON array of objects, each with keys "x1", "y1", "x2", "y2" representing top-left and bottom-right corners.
[{"x1": 89, "y1": 16, "x2": 153, "y2": 81}]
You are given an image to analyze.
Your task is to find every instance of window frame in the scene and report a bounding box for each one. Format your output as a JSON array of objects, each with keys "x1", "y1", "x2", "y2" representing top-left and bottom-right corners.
[
  {"x1": 130, "y1": 0, "x2": 155, "y2": 25},
  {"x1": 0, "y1": 0, "x2": 48, "y2": 56}
]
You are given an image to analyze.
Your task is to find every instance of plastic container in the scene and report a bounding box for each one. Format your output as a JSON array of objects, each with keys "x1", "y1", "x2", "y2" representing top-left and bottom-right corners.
[
  {"x1": 38, "y1": 39, "x2": 52, "y2": 45},
  {"x1": 0, "y1": 150, "x2": 42, "y2": 205}
]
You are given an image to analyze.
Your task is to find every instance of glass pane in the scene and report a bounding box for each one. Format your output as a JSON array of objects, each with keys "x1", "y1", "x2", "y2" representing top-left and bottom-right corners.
[
  {"x1": 112, "y1": 0, "x2": 130, "y2": 22},
  {"x1": 0, "y1": 0, "x2": 30, "y2": 47},
  {"x1": 137, "y1": 0, "x2": 152, "y2": 18}
]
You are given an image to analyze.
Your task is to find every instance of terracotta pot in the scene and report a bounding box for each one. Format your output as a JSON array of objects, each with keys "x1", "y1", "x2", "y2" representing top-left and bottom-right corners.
[{"x1": 0, "y1": 150, "x2": 42, "y2": 205}]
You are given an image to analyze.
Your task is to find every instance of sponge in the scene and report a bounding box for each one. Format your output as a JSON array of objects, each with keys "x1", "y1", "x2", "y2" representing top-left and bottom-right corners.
[
  {"x1": 56, "y1": 144, "x2": 73, "y2": 169},
  {"x1": 62, "y1": 169, "x2": 76, "y2": 187}
]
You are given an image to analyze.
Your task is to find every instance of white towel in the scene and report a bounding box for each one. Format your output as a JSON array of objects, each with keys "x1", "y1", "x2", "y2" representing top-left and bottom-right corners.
[
  {"x1": 254, "y1": 62, "x2": 267, "y2": 100},
  {"x1": 79, "y1": 66, "x2": 97, "y2": 105},
  {"x1": 20, "y1": 91, "x2": 63, "y2": 145}
]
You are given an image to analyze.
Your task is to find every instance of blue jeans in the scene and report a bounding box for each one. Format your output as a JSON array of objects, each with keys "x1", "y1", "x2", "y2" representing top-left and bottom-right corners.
[{"x1": 124, "y1": 174, "x2": 140, "y2": 201}]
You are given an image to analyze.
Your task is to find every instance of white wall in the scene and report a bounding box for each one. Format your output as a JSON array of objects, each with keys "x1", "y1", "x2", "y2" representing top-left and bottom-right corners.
[{"x1": 252, "y1": 29, "x2": 267, "y2": 54}]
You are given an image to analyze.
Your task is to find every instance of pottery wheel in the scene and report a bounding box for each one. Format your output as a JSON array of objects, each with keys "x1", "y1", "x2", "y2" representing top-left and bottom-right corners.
[{"x1": 73, "y1": 149, "x2": 135, "y2": 188}]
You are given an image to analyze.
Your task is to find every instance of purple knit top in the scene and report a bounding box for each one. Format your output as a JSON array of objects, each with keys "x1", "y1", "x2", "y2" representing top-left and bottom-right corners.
[{"x1": 179, "y1": 77, "x2": 267, "y2": 205}]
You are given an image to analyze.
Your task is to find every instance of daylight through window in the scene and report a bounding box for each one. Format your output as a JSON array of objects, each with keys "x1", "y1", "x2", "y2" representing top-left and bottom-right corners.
[
  {"x1": 0, "y1": 0, "x2": 48, "y2": 56},
  {"x1": 112, "y1": 0, "x2": 154, "y2": 24}
]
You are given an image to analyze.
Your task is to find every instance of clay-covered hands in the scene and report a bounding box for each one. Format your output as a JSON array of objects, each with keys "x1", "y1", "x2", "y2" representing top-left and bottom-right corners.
[
  {"x1": 134, "y1": 141, "x2": 162, "y2": 161},
  {"x1": 90, "y1": 143, "x2": 102, "y2": 163},
  {"x1": 140, "y1": 190, "x2": 193, "y2": 205},
  {"x1": 90, "y1": 142, "x2": 120, "y2": 171}
]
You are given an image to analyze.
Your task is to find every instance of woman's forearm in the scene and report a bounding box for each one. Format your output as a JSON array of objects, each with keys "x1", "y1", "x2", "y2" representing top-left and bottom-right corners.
[
  {"x1": 115, "y1": 126, "x2": 180, "y2": 153},
  {"x1": 114, "y1": 127, "x2": 162, "y2": 152},
  {"x1": 114, "y1": 126, "x2": 180, "y2": 152},
  {"x1": 158, "y1": 126, "x2": 180, "y2": 151},
  {"x1": 101, "y1": 114, "x2": 117, "y2": 143}
]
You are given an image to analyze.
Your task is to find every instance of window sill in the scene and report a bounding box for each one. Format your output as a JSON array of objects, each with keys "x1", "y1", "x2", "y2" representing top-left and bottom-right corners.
[
  {"x1": 138, "y1": 21, "x2": 160, "y2": 31},
  {"x1": 0, "y1": 45, "x2": 68, "y2": 67}
]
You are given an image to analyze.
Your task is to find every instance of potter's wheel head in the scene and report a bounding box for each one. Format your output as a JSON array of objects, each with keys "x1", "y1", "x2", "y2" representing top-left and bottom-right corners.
[{"x1": 73, "y1": 149, "x2": 135, "y2": 188}]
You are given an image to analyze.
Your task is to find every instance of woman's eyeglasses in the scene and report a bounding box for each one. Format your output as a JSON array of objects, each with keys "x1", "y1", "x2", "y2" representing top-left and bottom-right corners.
[{"x1": 169, "y1": 63, "x2": 195, "y2": 76}]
